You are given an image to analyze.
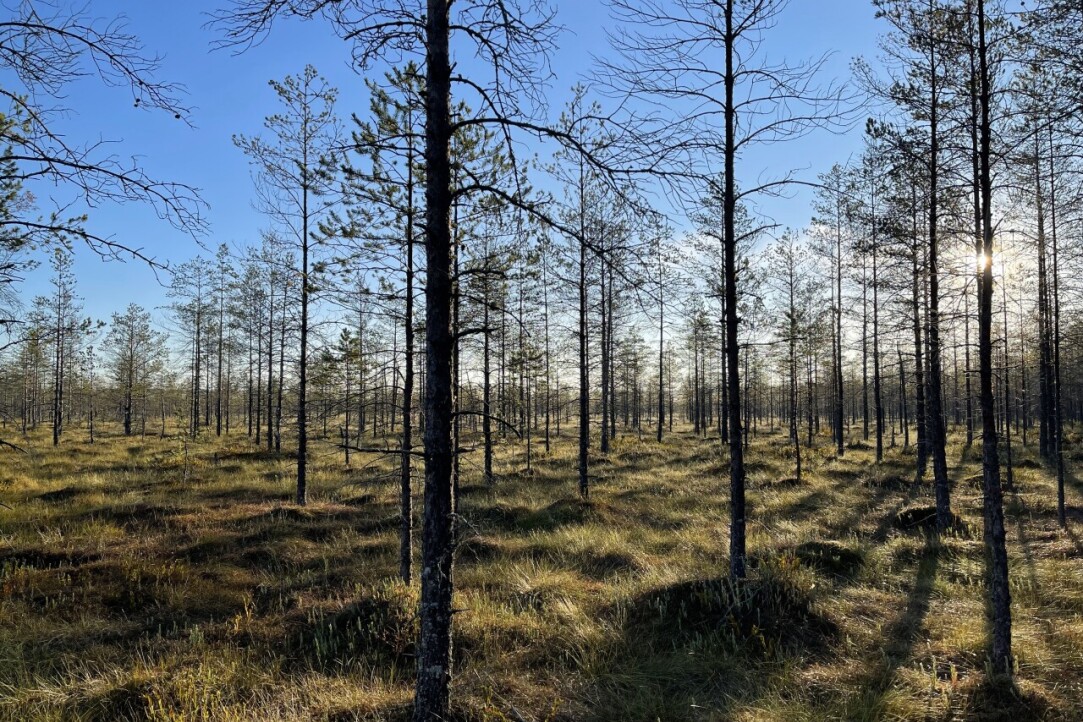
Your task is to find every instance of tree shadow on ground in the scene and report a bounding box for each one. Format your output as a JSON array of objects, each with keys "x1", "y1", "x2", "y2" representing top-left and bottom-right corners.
[{"x1": 835, "y1": 536, "x2": 942, "y2": 718}]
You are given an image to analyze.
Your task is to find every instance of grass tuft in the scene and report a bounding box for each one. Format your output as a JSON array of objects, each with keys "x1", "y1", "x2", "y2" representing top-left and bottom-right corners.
[
  {"x1": 626, "y1": 558, "x2": 837, "y2": 655},
  {"x1": 893, "y1": 505, "x2": 970, "y2": 534},
  {"x1": 789, "y1": 540, "x2": 865, "y2": 579}
]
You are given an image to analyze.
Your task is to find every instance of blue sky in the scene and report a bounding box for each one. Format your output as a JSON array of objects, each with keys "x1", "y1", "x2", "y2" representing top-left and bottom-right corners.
[{"x1": 16, "y1": 0, "x2": 885, "y2": 326}]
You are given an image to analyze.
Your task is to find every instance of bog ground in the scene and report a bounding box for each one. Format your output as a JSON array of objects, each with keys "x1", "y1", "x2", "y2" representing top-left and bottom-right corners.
[{"x1": 1, "y1": 427, "x2": 1080, "y2": 721}]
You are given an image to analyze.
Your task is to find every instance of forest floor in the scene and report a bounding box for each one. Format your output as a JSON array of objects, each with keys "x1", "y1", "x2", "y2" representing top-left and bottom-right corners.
[{"x1": 0, "y1": 423, "x2": 1081, "y2": 721}]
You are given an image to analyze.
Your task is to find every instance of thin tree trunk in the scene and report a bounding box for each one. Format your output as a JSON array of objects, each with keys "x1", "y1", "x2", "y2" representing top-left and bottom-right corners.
[
  {"x1": 267, "y1": 285, "x2": 275, "y2": 451},
  {"x1": 976, "y1": 0, "x2": 1012, "y2": 673},
  {"x1": 577, "y1": 153, "x2": 589, "y2": 499},
  {"x1": 413, "y1": 2, "x2": 455, "y2": 715},
  {"x1": 400, "y1": 135, "x2": 416, "y2": 582},
  {"x1": 724, "y1": 0, "x2": 747, "y2": 580},
  {"x1": 834, "y1": 195, "x2": 844, "y2": 456},
  {"x1": 789, "y1": 266, "x2": 801, "y2": 482},
  {"x1": 1048, "y1": 125, "x2": 1066, "y2": 526},
  {"x1": 657, "y1": 276, "x2": 665, "y2": 443},
  {"x1": 297, "y1": 184, "x2": 310, "y2": 505},
  {"x1": 926, "y1": 53, "x2": 952, "y2": 532},
  {"x1": 871, "y1": 198, "x2": 883, "y2": 463},
  {"x1": 483, "y1": 279, "x2": 493, "y2": 485},
  {"x1": 600, "y1": 259, "x2": 610, "y2": 453}
]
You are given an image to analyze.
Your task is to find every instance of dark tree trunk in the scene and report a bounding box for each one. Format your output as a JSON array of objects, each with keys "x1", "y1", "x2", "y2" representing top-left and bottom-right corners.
[
  {"x1": 788, "y1": 267, "x2": 801, "y2": 482},
  {"x1": 871, "y1": 206, "x2": 883, "y2": 463},
  {"x1": 862, "y1": 253, "x2": 869, "y2": 442},
  {"x1": 911, "y1": 189, "x2": 927, "y2": 481},
  {"x1": 976, "y1": 0, "x2": 1012, "y2": 674},
  {"x1": 413, "y1": 1, "x2": 455, "y2": 716},
  {"x1": 256, "y1": 307, "x2": 263, "y2": 446},
  {"x1": 834, "y1": 197, "x2": 845, "y2": 456},
  {"x1": 967, "y1": 31, "x2": 981, "y2": 448},
  {"x1": 266, "y1": 286, "x2": 275, "y2": 451},
  {"x1": 898, "y1": 346, "x2": 909, "y2": 448},
  {"x1": 1047, "y1": 126, "x2": 1066, "y2": 526},
  {"x1": 600, "y1": 260, "x2": 610, "y2": 453},
  {"x1": 193, "y1": 306, "x2": 202, "y2": 439},
  {"x1": 724, "y1": 0, "x2": 747, "y2": 581},
  {"x1": 543, "y1": 253, "x2": 552, "y2": 453},
  {"x1": 52, "y1": 309, "x2": 63, "y2": 447},
  {"x1": 609, "y1": 276, "x2": 616, "y2": 441},
  {"x1": 217, "y1": 298, "x2": 225, "y2": 437},
  {"x1": 483, "y1": 281, "x2": 493, "y2": 484},
  {"x1": 657, "y1": 286, "x2": 665, "y2": 443},
  {"x1": 124, "y1": 344, "x2": 134, "y2": 436},
  {"x1": 275, "y1": 299, "x2": 286, "y2": 453},
  {"x1": 400, "y1": 131, "x2": 417, "y2": 583},
  {"x1": 577, "y1": 160, "x2": 589, "y2": 499},
  {"x1": 297, "y1": 187, "x2": 310, "y2": 506},
  {"x1": 1001, "y1": 275, "x2": 1014, "y2": 489},
  {"x1": 926, "y1": 59, "x2": 952, "y2": 533},
  {"x1": 452, "y1": 202, "x2": 461, "y2": 512}
]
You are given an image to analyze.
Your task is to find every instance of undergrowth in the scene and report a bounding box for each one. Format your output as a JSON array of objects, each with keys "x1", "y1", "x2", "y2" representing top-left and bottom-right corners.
[{"x1": 0, "y1": 424, "x2": 1080, "y2": 720}]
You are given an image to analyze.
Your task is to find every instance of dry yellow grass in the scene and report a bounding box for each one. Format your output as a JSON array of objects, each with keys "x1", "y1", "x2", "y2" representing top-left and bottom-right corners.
[{"x1": 0, "y1": 424, "x2": 1080, "y2": 720}]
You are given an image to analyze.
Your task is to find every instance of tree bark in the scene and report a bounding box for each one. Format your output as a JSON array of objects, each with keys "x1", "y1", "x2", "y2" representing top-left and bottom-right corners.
[
  {"x1": 724, "y1": 0, "x2": 747, "y2": 581},
  {"x1": 413, "y1": 0, "x2": 455, "y2": 716},
  {"x1": 926, "y1": 49, "x2": 952, "y2": 532},
  {"x1": 297, "y1": 178, "x2": 310, "y2": 506},
  {"x1": 976, "y1": 0, "x2": 1012, "y2": 674},
  {"x1": 400, "y1": 131, "x2": 416, "y2": 582}
]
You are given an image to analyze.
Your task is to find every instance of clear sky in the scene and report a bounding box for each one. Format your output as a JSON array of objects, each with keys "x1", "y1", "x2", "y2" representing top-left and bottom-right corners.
[{"x1": 16, "y1": 0, "x2": 886, "y2": 327}]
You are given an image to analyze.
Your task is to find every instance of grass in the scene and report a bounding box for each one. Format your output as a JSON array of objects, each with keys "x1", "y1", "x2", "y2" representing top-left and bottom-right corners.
[{"x1": 0, "y1": 423, "x2": 1080, "y2": 720}]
